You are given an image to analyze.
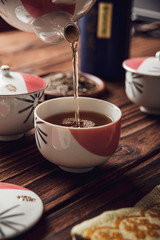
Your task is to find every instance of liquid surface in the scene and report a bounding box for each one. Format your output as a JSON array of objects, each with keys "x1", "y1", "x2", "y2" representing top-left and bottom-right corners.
[{"x1": 44, "y1": 111, "x2": 112, "y2": 128}]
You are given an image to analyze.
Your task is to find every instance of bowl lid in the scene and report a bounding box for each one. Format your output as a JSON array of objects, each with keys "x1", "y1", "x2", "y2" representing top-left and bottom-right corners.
[
  {"x1": 123, "y1": 51, "x2": 160, "y2": 77},
  {"x1": 0, "y1": 182, "x2": 43, "y2": 239},
  {"x1": 0, "y1": 65, "x2": 47, "y2": 95}
]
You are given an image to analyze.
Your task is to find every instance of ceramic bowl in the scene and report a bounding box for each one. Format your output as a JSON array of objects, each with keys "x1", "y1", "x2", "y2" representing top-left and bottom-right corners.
[
  {"x1": 34, "y1": 97, "x2": 122, "y2": 173},
  {"x1": 42, "y1": 72, "x2": 106, "y2": 99},
  {"x1": 123, "y1": 51, "x2": 160, "y2": 115},
  {"x1": 0, "y1": 65, "x2": 47, "y2": 141}
]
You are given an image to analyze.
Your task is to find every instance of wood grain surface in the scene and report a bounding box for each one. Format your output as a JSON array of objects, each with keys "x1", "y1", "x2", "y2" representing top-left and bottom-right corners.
[{"x1": 0, "y1": 30, "x2": 160, "y2": 240}]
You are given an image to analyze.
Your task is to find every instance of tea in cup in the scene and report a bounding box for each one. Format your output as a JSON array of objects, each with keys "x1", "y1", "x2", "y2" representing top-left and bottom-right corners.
[{"x1": 34, "y1": 97, "x2": 121, "y2": 173}]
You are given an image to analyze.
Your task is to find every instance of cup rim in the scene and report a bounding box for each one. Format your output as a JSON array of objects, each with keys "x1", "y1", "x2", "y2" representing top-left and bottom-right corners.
[{"x1": 34, "y1": 96, "x2": 122, "y2": 129}]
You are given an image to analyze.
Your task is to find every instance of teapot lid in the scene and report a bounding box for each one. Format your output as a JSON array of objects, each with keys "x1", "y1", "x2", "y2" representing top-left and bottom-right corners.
[
  {"x1": 0, "y1": 65, "x2": 47, "y2": 95},
  {"x1": 123, "y1": 51, "x2": 160, "y2": 77}
]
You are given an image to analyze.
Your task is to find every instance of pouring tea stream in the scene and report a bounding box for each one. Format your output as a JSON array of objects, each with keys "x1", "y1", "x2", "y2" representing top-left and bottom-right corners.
[{"x1": 64, "y1": 23, "x2": 80, "y2": 126}]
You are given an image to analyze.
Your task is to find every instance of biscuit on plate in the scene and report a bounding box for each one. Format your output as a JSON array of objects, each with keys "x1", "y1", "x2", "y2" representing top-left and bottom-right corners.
[{"x1": 71, "y1": 186, "x2": 160, "y2": 240}]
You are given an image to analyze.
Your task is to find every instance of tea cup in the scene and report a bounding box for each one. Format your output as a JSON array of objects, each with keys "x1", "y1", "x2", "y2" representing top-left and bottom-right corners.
[
  {"x1": 123, "y1": 51, "x2": 160, "y2": 115},
  {"x1": 0, "y1": 66, "x2": 47, "y2": 141},
  {"x1": 34, "y1": 97, "x2": 122, "y2": 173}
]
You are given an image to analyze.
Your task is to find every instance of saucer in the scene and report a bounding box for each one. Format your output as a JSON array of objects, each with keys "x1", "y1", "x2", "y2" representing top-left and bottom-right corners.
[
  {"x1": 0, "y1": 182, "x2": 43, "y2": 239},
  {"x1": 41, "y1": 72, "x2": 106, "y2": 99}
]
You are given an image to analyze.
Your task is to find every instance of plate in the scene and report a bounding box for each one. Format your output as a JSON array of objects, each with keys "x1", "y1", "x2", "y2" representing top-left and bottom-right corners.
[
  {"x1": 41, "y1": 72, "x2": 106, "y2": 99},
  {"x1": 0, "y1": 182, "x2": 43, "y2": 239}
]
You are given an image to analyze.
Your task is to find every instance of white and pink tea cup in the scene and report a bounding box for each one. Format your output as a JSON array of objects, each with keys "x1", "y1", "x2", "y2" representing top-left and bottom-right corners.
[
  {"x1": 0, "y1": 65, "x2": 47, "y2": 141},
  {"x1": 123, "y1": 52, "x2": 160, "y2": 115},
  {"x1": 34, "y1": 97, "x2": 122, "y2": 173}
]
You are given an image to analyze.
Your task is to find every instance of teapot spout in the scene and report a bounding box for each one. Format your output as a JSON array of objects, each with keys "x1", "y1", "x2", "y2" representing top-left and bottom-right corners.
[
  {"x1": 32, "y1": 11, "x2": 74, "y2": 44},
  {"x1": 64, "y1": 23, "x2": 79, "y2": 43}
]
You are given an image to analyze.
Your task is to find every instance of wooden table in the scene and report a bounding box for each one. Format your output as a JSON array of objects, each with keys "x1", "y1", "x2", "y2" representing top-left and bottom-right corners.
[{"x1": 0, "y1": 30, "x2": 160, "y2": 240}]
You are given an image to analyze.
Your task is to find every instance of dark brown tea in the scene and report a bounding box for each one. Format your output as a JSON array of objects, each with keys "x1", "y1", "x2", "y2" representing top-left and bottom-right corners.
[{"x1": 44, "y1": 111, "x2": 112, "y2": 128}]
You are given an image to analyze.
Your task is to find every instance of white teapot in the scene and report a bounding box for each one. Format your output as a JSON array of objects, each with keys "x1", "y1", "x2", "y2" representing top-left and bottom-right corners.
[{"x1": 0, "y1": 0, "x2": 96, "y2": 43}]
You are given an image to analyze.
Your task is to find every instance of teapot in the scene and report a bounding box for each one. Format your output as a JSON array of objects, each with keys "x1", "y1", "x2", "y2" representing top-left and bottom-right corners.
[{"x1": 0, "y1": 0, "x2": 96, "y2": 43}]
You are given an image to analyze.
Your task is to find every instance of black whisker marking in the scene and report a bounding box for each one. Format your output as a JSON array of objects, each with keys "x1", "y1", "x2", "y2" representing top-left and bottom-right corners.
[
  {"x1": 2, "y1": 220, "x2": 25, "y2": 227},
  {"x1": 0, "y1": 205, "x2": 20, "y2": 216},
  {"x1": 133, "y1": 81, "x2": 143, "y2": 88},
  {"x1": 24, "y1": 107, "x2": 34, "y2": 123},
  {"x1": 134, "y1": 84, "x2": 143, "y2": 94},
  {"x1": 39, "y1": 91, "x2": 44, "y2": 99},
  {"x1": 132, "y1": 74, "x2": 143, "y2": 79},
  {"x1": 16, "y1": 97, "x2": 34, "y2": 103},
  {"x1": 1, "y1": 0, "x2": 7, "y2": 4},
  {"x1": 0, "y1": 213, "x2": 24, "y2": 220},
  {"x1": 18, "y1": 104, "x2": 33, "y2": 113},
  {"x1": 128, "y1": 82, "x2": 136, "y2": 98},
  {"x1": 0, "y1": 221, "x2": 20, "y2": 232},
  {"x1": 0, "y1": 227, "x2": 5, "y2": 237},
  {"x1": 37, "y1": 128, "x2": 47, "y2": 144},
  {"x1": 35, "y1": 129, "x2": 41, "y2": 149},
  {"x1": 37, "y1": 127, "x2": 48, "y2": 137},
  {"x1": 36, "y1": 121, "x2": 45, "y2": 125}
]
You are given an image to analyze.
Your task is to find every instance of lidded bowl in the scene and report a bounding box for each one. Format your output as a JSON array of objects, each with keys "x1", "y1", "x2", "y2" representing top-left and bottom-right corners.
[
  {"x1": 0, "y1": 65, "x2": 47, "y2": 140},
  {"x1": 123, "y1": 51, "x2": 160, "y2": 115}
]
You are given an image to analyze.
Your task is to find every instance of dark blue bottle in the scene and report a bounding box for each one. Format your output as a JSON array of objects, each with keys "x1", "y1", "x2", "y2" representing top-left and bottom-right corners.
[{"x1": 78, "y1": 0, "x2": 132, "y2": 81}]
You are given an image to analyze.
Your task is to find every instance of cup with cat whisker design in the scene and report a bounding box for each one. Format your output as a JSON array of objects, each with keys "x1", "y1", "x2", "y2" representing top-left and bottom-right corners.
[
  {"x1": 0, "y1": 65, "x2": 47, "y2": 141},
  {"x1": 123, "y1": 51, "x2": 160, "y2": 115},
  {"x1": 34, "y1": 97, "x2": 122, "y2": 173}
]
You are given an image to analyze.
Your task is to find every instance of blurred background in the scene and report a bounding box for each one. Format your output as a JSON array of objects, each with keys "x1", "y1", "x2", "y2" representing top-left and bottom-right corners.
[
  {"x1": 132, "y1": 0, "x2": 160, "y2": 37},
  {"x1": 1, "y1": 0, "x2": 160, "y2": 34}
]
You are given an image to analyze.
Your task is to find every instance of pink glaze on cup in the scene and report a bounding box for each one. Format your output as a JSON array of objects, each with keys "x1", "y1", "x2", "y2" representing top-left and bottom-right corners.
[{"x1": 70, "y1": 119, "x2": 121, "y2": 156}]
